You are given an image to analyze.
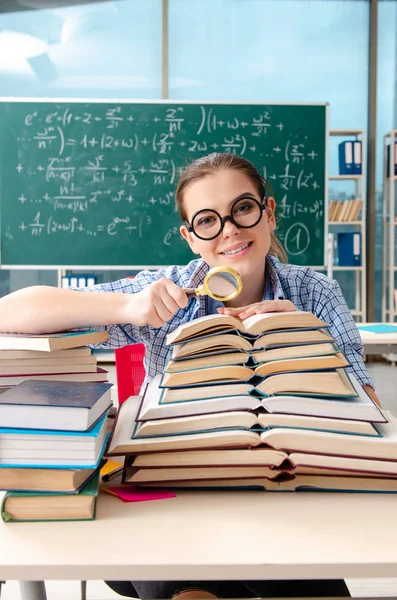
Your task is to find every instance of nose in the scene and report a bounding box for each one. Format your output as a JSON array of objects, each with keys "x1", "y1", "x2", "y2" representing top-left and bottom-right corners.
[{"x1": 221, "y1": 215, "x2": 240, "y2": 238}]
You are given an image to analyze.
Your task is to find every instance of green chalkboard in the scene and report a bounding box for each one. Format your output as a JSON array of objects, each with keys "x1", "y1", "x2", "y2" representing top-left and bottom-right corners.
[{"x1": 0, "y1": 100, "x2": 327, "y2": 268}]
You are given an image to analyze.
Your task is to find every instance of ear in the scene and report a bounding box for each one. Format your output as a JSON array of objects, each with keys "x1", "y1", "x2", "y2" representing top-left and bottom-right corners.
[
  {"x1": 265, "y1": 196, "x2": 276, "y2": 232},
  {"x1": 180, "y1": 224, "x2": 201, "y2": 255}
]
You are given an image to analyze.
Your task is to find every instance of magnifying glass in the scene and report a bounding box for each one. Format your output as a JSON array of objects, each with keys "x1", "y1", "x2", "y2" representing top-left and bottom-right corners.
[{"x1": 182, "y1": 266, "x2": 242, "y2": 302}]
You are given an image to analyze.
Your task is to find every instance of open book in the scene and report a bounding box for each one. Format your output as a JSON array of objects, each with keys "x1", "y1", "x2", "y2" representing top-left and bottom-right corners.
[
  {"x1": 166, "y1": 311, "x2": 328, "y2": 345},
  {"x1": 125, "y1": 461, "x2": 397, "y2": 485},
  {"x1": 171, "y1": 329, "x2": 334, "y2": 359},
  {"x1": 106, "y1": 397, "x2": 394, "y2": 459},
  {"x1": 161, "y1": 353, "x2": 349, "y2": 387},
  {"x1": 161, "y1": 369, "x2": 356, "y2": 400},
  {"x1": 132, "y1": 410, "x2": 379, "y2": 438},
  {"x1": 167, "y1": 342, "x2": 340, "y2": 372},
  {"x1": 137, "y1": 474, "x2": 397, "y2": 493},
  {"x1": 136, "y1": 375, "x2": 384, "y2": 423},
  {"x1": 130, "y1": 445, "x2": 397, "y2": 476}
]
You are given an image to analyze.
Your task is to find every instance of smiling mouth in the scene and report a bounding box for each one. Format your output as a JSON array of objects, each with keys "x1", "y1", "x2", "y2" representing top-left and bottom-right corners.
[{"x1": 221, "y1": 242, "x2": 252, "y2": 256}]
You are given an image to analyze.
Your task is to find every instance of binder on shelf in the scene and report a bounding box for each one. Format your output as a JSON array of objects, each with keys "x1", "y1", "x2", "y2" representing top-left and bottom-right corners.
[
  {"x1": 61, "y1": 275, "x2": 97, "y2": 288},
  {"x1": 338, "y1": 141, "x2": 362, "y2": 175},
  {"x1": 353, "y1": 141, "x2": 362, "y2": 175},
  {"x1": 386, "y1": 143, "x2": 397, "y2": 177},
  {"x1": 337, "y1": 232, "x2": 362, "y2": 267},
  {"x1": 338, "y1": 141, "x2": 353, "y2": 174}
]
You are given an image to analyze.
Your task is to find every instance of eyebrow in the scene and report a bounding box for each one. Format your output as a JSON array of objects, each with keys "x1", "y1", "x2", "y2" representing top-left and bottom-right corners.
[{"x1": 232, "y1": 192, "x2": 257, "y2": 203}]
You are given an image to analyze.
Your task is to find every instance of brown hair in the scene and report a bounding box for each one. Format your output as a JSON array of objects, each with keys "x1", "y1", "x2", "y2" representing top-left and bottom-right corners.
[{"x1": 175, "y1": 153, "x2": 288, "y2": 263}]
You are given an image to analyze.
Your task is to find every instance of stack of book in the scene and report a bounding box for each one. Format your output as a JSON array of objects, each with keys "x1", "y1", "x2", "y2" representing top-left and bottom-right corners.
[
  {"x1": 106, "y1": 311, "x2": 397, "y2": 493},
  {"x1": 0, "y1": 330, "x2": 109, "y2": 390},
  {"x1": 329, "y1": 199, "x2": 363, "y2": 222},
  {"x1": 0, "y1": 378, "x2": 113, "y2": 522}
]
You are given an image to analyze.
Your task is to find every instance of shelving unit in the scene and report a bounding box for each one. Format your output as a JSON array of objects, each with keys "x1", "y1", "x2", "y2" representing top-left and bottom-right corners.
[
  {"x1": 328, "y1": 129, "x2": 367, "y2": 322},
  {"x1": 382, "y1": 131, "x2": 397, "y2": 323}
]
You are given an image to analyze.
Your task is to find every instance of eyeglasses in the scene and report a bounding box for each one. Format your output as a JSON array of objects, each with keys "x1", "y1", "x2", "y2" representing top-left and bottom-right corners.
[{"x1": 184, "y1": 196, "x2": 268, "y2": 241}]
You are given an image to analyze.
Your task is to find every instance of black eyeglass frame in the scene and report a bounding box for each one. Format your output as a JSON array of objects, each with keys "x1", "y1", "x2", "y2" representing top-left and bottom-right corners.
[{"x1": 184, "y1": 196, "x2": 268, "y2": 241}]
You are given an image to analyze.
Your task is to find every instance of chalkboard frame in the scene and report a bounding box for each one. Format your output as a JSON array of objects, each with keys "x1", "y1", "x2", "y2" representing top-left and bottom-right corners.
[{"x1": 0, "y1": 98, "x2": 329, "y2": 270}]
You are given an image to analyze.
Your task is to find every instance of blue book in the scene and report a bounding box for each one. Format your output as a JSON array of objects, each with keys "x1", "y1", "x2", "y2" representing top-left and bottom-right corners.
[
  {"x1": 0, "y1": 380, "x2": 113, "y2": 431},
  {"x1": 337, "y1": 232, "x2": 361, "y2": 267},
  {"x1": 338, "y1": 141, "x2": 353, "y2": 174},
  {"x1": 0, "y1": 417, "x2": 110, "y2": 469}
]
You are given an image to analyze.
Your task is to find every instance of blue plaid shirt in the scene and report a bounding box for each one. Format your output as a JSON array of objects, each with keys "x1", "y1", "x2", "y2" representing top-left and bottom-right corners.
[{"x1": 72, "y1": 255, "x2": 374, "y2": 390}]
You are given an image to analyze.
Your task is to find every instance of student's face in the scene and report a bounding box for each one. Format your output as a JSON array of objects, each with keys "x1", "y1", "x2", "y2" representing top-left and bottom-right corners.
[{"x1": 180, "y1": 169, "x2": 276, "y2": 280}]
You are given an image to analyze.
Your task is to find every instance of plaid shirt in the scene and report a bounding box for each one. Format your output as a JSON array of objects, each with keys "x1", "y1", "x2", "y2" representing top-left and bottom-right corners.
[{"x1": 73, "y1": 255, "x2": 374, "y2": 390}]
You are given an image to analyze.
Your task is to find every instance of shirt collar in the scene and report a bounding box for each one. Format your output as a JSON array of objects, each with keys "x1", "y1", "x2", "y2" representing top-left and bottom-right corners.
[{"x1": 266, "y1": 255, "x2": 285, "y2": 301}]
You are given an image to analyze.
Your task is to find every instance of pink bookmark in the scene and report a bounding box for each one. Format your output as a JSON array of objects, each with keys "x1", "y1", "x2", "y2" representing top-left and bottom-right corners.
[{"x1": 104, "y1": 486, "x2": 176, "y2": 502}]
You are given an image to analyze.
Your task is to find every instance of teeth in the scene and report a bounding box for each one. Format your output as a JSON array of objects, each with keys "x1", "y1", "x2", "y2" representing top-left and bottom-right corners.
[{"x1": 223, "y1": 242, "x2": 250, "y2": 255}]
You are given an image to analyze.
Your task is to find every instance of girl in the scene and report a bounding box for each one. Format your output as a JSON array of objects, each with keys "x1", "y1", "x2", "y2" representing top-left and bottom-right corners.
[{"x1": 0, "y1": 153, "x2": 377, "y2": 598}]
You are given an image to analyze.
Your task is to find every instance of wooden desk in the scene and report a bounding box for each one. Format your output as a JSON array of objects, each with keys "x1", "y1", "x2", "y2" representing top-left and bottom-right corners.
[{"x1": 2, "y1": 490, "x2": 397, "y2": 599}]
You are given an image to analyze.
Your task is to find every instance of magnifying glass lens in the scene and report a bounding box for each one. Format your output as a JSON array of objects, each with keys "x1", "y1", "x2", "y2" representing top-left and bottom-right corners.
[{"x1": 206, "y1": 272, "x2": 239, "y2": 297}]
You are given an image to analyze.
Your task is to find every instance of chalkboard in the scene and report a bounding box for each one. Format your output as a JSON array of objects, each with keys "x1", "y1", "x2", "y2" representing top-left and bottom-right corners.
[{"x1": 0, "y1": 100, "x2": 327, "y2": 268}]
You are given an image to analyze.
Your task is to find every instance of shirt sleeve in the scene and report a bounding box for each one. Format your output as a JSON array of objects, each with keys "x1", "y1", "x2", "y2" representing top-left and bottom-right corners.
[
  {"x1": 314, "y1": 279, "x2": 375, "y2": 390},
  {"x1": 67, "y1": 270, "x2": 161, "y2": 350}
]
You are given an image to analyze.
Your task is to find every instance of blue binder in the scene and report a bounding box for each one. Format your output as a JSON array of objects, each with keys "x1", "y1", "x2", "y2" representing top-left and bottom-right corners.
[
  {"x1": 386, "y1": 143, "x2": 397, "y2": 177},
  {"x1": 338, "y1": 141, "x2": 353, "y2": 174},
  {"x1": 352, "y1": 141, "x2": 362, "y2": 175},
  {"x1": 337, "y1": 232, "x2": 361, "y2": 267},
  {"x1": 338, "y1": 141, "x2": 362, "y2": 175}
]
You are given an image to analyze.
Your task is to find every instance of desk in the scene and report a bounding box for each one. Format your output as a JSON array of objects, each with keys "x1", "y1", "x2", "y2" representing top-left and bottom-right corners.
[
  {"x1": 358, "y1": 324, "x2": 397, "y2": 355},
  {"x1": 2, "y1": 490, "x2": 397, "y2": 599}
]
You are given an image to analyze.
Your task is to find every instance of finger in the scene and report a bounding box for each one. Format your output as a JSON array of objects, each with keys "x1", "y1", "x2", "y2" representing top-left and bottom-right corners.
[
  {"x1": 221, "y1": 305, "x2": 252, "y2": 316},
  {"x1": 148, "y1": 306, "x2": 166, "y2": 328},
  {"x1": 153, "y1": 297, "x2": 175, "y2": 324},
  {"x1": 239, "y1": 308, "x2": 263, "y2": 319},
  {"x1": 166, "y1": 281, "x2": 189, "y2": 309},
  {"x1": 271, "y1": 300, "x2": 297, "y2": 312},
  {"x1": 240, "y1": 300, "x2": 296, "y2": 319},
  {"x1": 159, "y1": 286, "x2": 182, "y2": 316}
]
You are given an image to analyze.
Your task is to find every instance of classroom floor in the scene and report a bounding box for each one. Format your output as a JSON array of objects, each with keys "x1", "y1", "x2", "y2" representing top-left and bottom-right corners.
[{"x1": 2, "y1": 360, "x2": 397, "y2": 600}]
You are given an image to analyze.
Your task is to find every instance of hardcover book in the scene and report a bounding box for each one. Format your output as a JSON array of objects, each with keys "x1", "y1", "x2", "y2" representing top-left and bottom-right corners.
[
  {"x1": 1, "y1": 473, "x2": 100, "y2": 522},
  {"x1": 0, "y1": 380, "x2": 113, "y2": 431},
  {"x1": 0, "y1": 330, "x2": 108, "y2": 352},
  {"x1": 0, "y1": 414, "x2": 109, "y2": 467},
  {"x1": 0, "y1": 367, "x2": 109, "y2": 388}
]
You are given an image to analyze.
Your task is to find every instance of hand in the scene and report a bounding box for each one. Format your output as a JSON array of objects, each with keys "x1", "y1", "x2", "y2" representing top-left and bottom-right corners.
[
  {"x1": 217, "y1": 299, "x2": 297, "y2": 320},
  {"x1": 125, "y1": 278, "x2": 188, "y2": 328}
]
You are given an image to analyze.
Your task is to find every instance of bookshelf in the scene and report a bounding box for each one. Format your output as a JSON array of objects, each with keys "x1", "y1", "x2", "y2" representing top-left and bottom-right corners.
[
  {"x1": 328, "y1": 129, "x2": 366, "y2": 322},
  {"x1": 382, "y1": 131, "x2": 397, "y2": 323}
]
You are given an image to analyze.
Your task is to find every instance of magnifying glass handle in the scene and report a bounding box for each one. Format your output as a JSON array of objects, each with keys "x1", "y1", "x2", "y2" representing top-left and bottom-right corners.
[{"x1": 182, "y1": 287, "x2": 200, "y2": 297}]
